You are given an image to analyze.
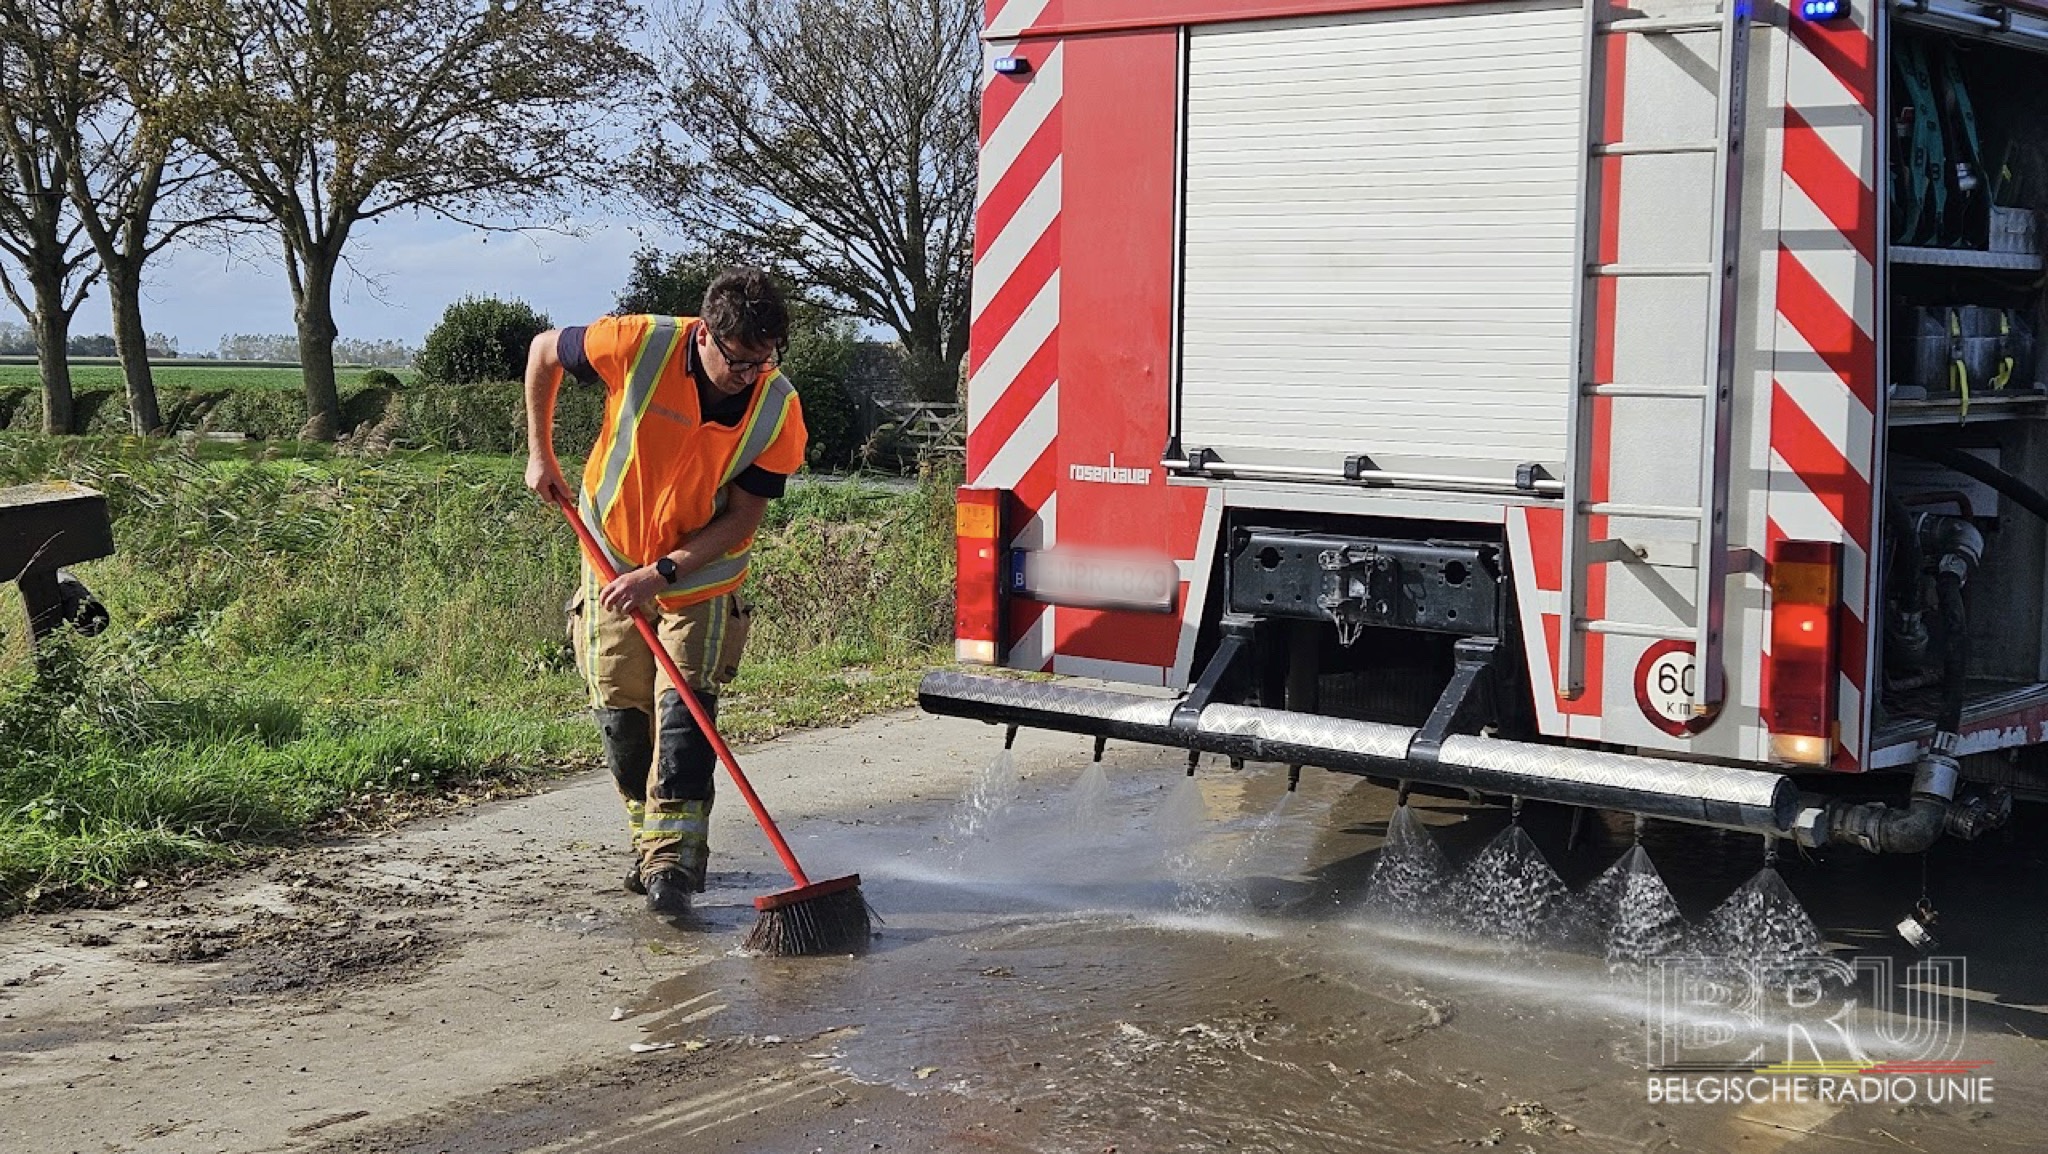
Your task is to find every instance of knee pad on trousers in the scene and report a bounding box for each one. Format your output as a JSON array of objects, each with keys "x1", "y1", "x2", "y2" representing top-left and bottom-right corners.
[
  {"x1": 595, "y1": 708, "x2": 654, "y2": 800},
  {"x1": 654, "y1": 690, "x2": 718, "y2": 803}
]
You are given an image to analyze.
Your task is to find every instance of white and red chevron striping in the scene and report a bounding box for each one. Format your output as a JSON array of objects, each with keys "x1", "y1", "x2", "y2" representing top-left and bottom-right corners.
[
  {"x1": 970, "y1": 8, "x2": 1063, "y2": 671},
  {"x1": 1771, "y1": 12, "x2": 1878, "y2": 767},
  {"x1": 983, "y1": 0, "x2": 1060, "y2": 39}
]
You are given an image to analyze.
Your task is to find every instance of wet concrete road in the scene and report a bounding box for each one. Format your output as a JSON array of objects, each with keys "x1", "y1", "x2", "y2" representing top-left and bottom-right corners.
[{"x1": 5, "y1": 711, "x2": 2047, "y2": 1153}]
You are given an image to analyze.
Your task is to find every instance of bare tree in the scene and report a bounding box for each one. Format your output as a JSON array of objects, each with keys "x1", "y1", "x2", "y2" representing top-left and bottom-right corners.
[
  {"x1": 645, "y1": 0, "x2": 978, "y2": 400},
  {"x1": 0, "y1": 0, "x2": 103, "y2": 434},
  {"x1": 71, "y1": 0, "x2": 258, "y2": 434},
  {"x1": 0, "y1": 0, "x2": 257, "y2": 435},
  {"x1": 158, "y1": 0, "x2": 654, "y2": 439}
]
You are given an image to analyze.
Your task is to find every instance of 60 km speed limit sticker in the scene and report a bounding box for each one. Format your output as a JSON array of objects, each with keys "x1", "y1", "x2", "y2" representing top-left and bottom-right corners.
[{"x1": 1634, "y1": 640, "x2": 1720, "y2": 738}]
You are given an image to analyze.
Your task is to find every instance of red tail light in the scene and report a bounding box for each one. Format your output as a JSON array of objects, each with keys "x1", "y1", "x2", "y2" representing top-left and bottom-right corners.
[
  {"x1": 954, "y1": 486, "x2": 1006, "y2": 664},
  {"x1": 1765, "y1": 538, "x2": 1840, "y2": 766}
]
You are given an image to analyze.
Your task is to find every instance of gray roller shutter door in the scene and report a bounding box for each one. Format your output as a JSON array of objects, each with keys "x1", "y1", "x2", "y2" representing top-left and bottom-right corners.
[{"x1": 1178, "y1": 2, "x2": 1585, "y2": 487}]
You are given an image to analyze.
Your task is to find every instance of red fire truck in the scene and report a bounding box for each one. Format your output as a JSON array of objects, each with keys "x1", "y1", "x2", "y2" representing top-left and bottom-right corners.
[{"x1": 921, "y1": 0, "x2": 2048, "y2": 855}]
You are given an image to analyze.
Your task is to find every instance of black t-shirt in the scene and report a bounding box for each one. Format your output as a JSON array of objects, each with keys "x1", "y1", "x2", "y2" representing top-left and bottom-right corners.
[{"x1": 558, "y1": 322, "x2": 788, "y2": 499}]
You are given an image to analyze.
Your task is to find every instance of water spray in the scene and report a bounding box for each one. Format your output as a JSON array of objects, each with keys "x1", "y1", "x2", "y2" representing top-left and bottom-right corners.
[{"x1": 1441, "y1": 815, "x2": 1569, "y2": 944}]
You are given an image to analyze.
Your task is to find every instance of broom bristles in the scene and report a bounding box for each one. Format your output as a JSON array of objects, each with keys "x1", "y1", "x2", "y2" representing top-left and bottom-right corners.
[{"x1": 743, "y1": 876, "x2": 875, "y2": 957}]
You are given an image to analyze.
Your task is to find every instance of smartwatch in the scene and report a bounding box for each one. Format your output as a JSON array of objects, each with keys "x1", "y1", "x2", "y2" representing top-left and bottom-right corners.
[{"x1": 654, "y1": 556, "x2": 678, "y2": 583}]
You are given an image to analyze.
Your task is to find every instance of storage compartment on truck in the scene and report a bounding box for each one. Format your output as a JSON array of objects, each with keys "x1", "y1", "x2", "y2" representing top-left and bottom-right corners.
[{"x1": 1880, "y1": 16, "x2": 2048, "y2": 744}]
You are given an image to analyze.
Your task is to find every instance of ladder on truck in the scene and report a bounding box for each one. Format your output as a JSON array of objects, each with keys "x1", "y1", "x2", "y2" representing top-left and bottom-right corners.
[{"x1": 1557, "y1": 0, "x2": 1752, "y2": 714}]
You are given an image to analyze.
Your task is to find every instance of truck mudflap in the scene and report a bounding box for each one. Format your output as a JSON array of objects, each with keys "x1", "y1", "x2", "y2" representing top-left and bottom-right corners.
[{"x1": 919, "y1": 671, "x2": 1798, "y2": 836}]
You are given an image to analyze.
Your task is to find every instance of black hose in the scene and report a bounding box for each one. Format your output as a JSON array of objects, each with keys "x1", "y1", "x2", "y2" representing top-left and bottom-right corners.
[
  {"x1": 1829, "y1": 793, "x2": 1951, "y2": 853},
  {"x1": 1885, "y1": 496, "x2": 1920, "y2": 605},
  {"x1": 1821, "y1": 747, "x2": 1965, "y2": 854},
  {"x1": 1934, "y1": 572, "x2": 1969, "y2": 734},
  {"x1": 1894, "y1": 443, "x2": 2048, "y2": 525},
  {"x1": 1883, "y1": 497, "x2": 1920, "y2": 677}
]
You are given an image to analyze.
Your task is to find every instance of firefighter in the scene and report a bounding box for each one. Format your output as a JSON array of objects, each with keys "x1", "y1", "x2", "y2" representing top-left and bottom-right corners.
[{"x1": 523, "y1": 268, "x2": 808, "y2": 916}]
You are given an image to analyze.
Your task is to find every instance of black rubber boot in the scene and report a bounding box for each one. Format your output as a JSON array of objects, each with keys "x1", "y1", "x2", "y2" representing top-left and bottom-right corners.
[{"x1": 645, "y1": 868, "x2": 694, "y2": 917}]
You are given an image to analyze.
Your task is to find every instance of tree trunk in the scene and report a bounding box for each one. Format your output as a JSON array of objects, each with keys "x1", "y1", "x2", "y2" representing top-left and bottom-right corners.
[
  {"x1": 944, "y1": 312, "x2": 968, "y2": 383},
  {"x1": 292, "y1": 255, "x2": 342, "y2": 441},
  {"x1": 31, "y1": 278, "x2": 75, "y2": 435},
  {"x1": 904, "y1": 303, "x2": 942, "y2": 365},
  {"x1": 107, "y1": 264, "x2": 163, "y2": 435},
  {"x1": 902, "y1": 305, "x2": 952, "y2": 402}
]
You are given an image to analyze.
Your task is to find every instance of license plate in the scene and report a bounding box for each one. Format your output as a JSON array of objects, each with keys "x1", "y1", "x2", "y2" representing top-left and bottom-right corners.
[{"x1": 1011, "y1": 548, "x2": 1180, "y2": 613}]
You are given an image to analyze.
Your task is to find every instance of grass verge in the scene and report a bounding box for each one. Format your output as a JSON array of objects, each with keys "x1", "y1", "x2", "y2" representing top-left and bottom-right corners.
[{"x1": 0, "y1": 435, "x2": 955, "y2": 911}]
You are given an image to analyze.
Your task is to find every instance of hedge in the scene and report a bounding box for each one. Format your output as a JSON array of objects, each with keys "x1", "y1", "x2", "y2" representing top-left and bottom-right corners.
[{"x1": 0, "y1": 374, "x2": 862, "y2": 465}]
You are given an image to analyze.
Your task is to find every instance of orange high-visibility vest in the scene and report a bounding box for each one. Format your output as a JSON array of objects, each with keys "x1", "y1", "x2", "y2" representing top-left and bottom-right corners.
[{"x1": 574, "y1": 315, "x2": 807, "y2": 607}]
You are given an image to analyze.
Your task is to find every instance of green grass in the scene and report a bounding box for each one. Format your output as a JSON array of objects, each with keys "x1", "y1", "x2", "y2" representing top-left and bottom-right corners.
[
  {"x1": 0, "y1": 435, "x2": 956, "y2": 910},
  {"x1": 0, "y1": 361, "x2": 411, "y2": 394}
]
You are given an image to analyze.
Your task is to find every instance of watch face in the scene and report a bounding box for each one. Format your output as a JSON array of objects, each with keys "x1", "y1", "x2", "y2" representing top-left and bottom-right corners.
[{"x1": 657, "y1": 558, "x2": 677, "y2": 582}]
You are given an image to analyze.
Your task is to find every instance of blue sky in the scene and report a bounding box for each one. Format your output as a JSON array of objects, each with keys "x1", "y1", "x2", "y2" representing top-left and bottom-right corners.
[{"x1": 69, "y1": 210, "x2": 659, "y2": 353}]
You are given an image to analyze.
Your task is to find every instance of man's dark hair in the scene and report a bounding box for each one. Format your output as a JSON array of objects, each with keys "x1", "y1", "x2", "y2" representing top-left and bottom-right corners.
[{"x1": 700, "y1": 267, "x2": 790, "y2": 348}]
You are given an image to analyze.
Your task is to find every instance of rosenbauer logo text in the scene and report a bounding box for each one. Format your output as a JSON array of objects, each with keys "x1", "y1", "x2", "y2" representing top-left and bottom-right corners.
[{"x1": 1068, "y1": 453, "x2": 1152, "y2": 486}]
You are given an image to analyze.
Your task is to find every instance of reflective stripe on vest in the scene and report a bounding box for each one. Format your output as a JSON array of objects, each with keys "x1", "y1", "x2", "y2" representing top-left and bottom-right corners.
[
  {"x1": 660, "y1": 372, "x2": 799, "y2": 602},
  {"x1": 723, "y1": 374, "x2": 797, "y2": 485},
  {"x1": 583, "y1": 318, "x2": 687, "y2": 568}
]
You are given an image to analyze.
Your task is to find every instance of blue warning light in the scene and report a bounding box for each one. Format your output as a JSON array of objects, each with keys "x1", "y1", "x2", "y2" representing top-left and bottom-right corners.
[{"x1": 1798, "y1": 0, "x2": 1849, "y2": 20}]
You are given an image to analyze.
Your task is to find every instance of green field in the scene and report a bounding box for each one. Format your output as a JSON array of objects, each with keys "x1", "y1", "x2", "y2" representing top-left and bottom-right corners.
[{"x1": 0, "y1": 361, "x2": 411, "y2": 393}]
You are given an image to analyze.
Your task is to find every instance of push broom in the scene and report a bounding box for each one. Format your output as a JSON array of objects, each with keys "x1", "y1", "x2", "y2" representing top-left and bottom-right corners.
[{"x1": 555, "y1": 497, "x2": 872, "y2": 956}]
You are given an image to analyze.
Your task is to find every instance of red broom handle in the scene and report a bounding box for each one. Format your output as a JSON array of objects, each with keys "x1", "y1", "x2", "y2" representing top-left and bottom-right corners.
[{"x1": 554, "y1": 497, "x2": 813, "y2": 889}]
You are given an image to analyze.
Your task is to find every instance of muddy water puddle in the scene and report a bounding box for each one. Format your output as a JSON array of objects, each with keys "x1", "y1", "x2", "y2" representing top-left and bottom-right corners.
[{"x1": 627, "y1": 753, "x2": 2048, "y2": 1152}]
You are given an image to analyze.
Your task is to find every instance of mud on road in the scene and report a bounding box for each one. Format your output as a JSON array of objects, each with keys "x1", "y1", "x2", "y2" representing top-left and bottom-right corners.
[{"x1": 4, "y1": 709, "x2": 2046, "y2": 1153}]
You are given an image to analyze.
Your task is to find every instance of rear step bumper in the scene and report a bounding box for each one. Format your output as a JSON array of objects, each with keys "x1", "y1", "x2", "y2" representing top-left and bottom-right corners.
[{"x1": 919, "y1": 671, "x2": 1797, "y2": 835}]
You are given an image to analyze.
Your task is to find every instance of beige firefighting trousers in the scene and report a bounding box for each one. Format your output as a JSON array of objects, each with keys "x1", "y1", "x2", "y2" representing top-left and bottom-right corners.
[{"x1": 567, "y1": 563, "x2": 751, "y2": 877}]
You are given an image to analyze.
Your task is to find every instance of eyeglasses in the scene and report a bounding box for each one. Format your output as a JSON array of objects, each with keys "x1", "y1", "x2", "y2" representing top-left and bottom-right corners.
[{"x1": 711, "y1": 331, "x2": 785, "y2": 377}]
